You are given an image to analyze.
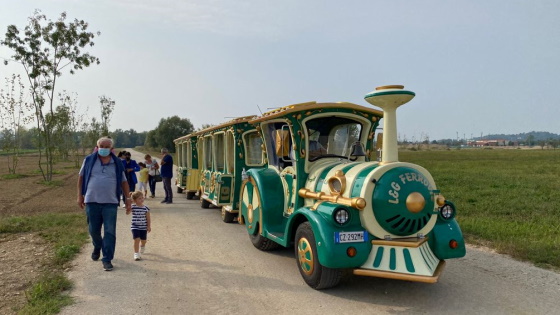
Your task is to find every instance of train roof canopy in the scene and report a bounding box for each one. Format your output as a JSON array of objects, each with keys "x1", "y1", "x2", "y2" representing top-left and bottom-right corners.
[
  {"x1": 249, "y1": 101, "x2": 383, "y2": 124},
  {"x1": 174, "y1": 114, "x2": 257, "y2": 143},
  {"x1": 195, "y1": 115, "x2": 257, "y2": 135},
  {"x1": 173, "y1": 133, "x2": 196, "y2": 143}
]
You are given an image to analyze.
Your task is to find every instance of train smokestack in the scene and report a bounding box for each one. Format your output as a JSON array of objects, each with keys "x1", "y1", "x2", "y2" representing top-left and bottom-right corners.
[{"x1": 364, "y1": 85, "x2": 415, "y2": 163}]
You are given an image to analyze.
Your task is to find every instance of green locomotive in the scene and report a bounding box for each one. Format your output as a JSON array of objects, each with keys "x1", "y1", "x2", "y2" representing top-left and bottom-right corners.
[{"x1": 237, "y1": 85, "x2": 466, "y2": 289}]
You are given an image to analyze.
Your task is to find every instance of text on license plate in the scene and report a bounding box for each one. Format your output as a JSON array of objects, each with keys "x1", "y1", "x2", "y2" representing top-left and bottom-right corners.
[{"x1": 335, "y1": 231, "x2": 368, "y2": 243}]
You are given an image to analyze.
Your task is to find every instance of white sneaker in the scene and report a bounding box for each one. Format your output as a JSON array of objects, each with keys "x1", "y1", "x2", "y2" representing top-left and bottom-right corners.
[
  {"x1": 140, "y1": 246, "x2": 145, "y2": 254},
  {"x1": 134, "y1": 253, "x2": 141, "y2": 261}
]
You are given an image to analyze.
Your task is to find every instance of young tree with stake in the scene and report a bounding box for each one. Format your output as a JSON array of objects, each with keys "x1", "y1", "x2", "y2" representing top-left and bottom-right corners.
[{"x1": 1, "y1": 10, "x2": 100, "y2": 181}]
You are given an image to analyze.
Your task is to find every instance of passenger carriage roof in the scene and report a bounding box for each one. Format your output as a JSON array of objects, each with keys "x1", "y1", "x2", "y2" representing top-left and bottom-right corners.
[
  {"x1": 249, "y1": 101, "x2": 383, "y2": 124},
  {"x1": 173, "y1": 134, "x2": 195, "y2": 143},
  {"x1": 174, "y1": 115, "x2": 258, "y2": 143}
]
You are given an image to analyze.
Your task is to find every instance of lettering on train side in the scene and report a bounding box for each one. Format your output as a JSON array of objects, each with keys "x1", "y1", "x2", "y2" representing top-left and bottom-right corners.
[
  {"x1": 388, "y1": 182, "x2": 400, "y2": 204},
  {"x1": 399, "y1": 172, "x2": 431, "y2": 188},
  {"x1": 387, "y1": 172, "x2": 432, "y2": 204},
  {"x1": 220, "y1": 186, "x2": 230, "y2": 198}
]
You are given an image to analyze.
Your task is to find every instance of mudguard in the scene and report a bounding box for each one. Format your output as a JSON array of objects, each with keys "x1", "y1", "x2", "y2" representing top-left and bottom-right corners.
[
  {"x1": 246, "y1": 168, "x2": 285, "y2": 233},
  {"x1": 290, "y1": 203, "x2": 372, "y2": 269},
  {"x1": 429, "y1": 218, "x2": 466, "y2": 259}
]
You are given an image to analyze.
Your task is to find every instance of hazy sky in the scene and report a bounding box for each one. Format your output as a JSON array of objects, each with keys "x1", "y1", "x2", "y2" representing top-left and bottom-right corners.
[{"x1": 1, "y1": 0, "x2": 559, "y2": 140}]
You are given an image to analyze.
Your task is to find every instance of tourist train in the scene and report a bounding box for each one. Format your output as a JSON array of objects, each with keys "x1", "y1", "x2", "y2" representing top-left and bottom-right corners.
[{"x1": 173, "y1": 85, "x2": 466, "y2": 289}]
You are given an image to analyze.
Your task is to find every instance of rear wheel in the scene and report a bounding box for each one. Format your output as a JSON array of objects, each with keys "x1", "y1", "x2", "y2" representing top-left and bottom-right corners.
[
  {"x1": 186, "y1": 192, "x2": 195, "y2": 200},
  {"x1": 201, "y1": 198, "x2": 211, "y2": 209},
  {"x1": 250, "y1": 224, "x2": 279, "y2": 251},
  {"x1": 295, "y1": 222, "x2": 341, "y2": 289},
  {"x1": 221, "y1": 208, "x2": 236, "y2": 223}
]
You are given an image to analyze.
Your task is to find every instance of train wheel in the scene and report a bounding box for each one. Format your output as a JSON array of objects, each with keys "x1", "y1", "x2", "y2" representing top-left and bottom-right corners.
[
  {"x1": 249, "y1": 224, "x2": 279, "y2": 251},
  {"x1": 177, "y1": 187, "x2": 184, "y2": 193},
  {"x1": 186, "y1": 192, "x2": 195, "y2": 200},
  {"x1": 201, "y1": 198, "x2": 211, "y2": 209},
  {"x1": 295, "y1": 222, "x2": 341, "y2": 290},
  {"x1": 221, "y1": 208, "x2": 236, "y2": 223}
]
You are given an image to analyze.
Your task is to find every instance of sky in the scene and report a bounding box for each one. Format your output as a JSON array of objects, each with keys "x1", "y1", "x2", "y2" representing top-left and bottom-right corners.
[{"x1": 1, "y1": 0, "x2": 559, "y2": 141}]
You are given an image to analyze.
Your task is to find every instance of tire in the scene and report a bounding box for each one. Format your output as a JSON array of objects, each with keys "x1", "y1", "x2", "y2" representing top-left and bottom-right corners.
[
  {"x1": 294, "y1": 222, "x2": 341, "y2": 290},
  {"x1": 249, "y1": 224, "x2": 280, "y2": 251},
  {"x1": 201, "y1": 198, "x2": 211, "y2": 209},
  {"x1": 186, "y1": 192, "x2": 195, "y2": 200},
  {"x1": 177, "y1": 187, "x2": 184, "y2": 193},
  {"x1": 221, "y1": 208, "x2": 236, "y2": 223}
]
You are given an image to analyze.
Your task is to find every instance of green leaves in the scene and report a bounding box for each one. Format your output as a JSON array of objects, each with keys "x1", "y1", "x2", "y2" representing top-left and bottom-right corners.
[
  {"x1": 151, "y1": 116, "x2": 195, "y2": 152},
  {"x1": 1, "y1": 10, "x2": 100, "y2": 182},
  {"x1": 2, "y1": 10, "x2": 100, "y2": 82}
]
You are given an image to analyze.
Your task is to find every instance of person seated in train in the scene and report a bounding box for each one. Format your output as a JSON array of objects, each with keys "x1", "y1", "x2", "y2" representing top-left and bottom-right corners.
[
  {"x1": 308, "y1": 140, "x2": 327, "y2": 160},
  {"x1": 308, "y1": 129, "x2": 327, "y2": 160}
]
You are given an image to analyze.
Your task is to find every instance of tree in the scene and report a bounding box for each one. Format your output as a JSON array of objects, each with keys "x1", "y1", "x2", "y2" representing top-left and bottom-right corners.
[
  {"x1": 112, "y1": 128, "x2": 146, "y2": 148},
  {"x1": 144, "y1": 130, "x2": 157, "y2": 148},
  {"x1": 60, "y1": 92, "x2": 86, "y2": 166},
  {"x1": 99, "y1": 95, "x2": 115, "y2": 136},
  {"x1": 1, "y1": 10, "x2": 100, "y2": 181},
  {"x1": 82, "y1": 117, "x2": 102, "y2": 154},
  {"x1": 525, "y1": 134, "x2": 535, "y2": 147},
  {"x1": 0, "y1": 74, "x2": 33, "y2": 174},
  {"x1": 152, "y1": 116, "x2": 194, "y2": 152},
  {"x1": 47, "y1": 91, "x2": 84, "y2": 165}
]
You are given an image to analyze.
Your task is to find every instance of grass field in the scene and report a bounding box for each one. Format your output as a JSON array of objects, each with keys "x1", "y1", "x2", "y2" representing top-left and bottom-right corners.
[
  {"x1": 400, "y1": 148, "x2": 560, "y2": 270},
  {"x1": 1, "y1": 148, "x2": 558, "y2": 313}
]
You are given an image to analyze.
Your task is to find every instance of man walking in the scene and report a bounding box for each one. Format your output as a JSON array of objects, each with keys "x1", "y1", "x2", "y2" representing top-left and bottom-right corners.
[
  {"x1": 77, "y1": 137, "x2": 131, "y2": 271},
  {"x1": 160, "y1": 147, "x2": 173, "y2": 204}
]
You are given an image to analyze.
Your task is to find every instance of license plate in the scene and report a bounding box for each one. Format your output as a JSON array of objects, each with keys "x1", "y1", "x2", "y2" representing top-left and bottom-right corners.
[{"x1": 335, "y1": 231, "x2": 368, "y2": 243}]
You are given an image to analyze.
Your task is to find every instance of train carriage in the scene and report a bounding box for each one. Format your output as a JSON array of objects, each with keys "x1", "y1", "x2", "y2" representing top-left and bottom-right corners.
[
  {"x1": 174, "y1": 134, "x2": 200, "y2": 200},
  {"x1": 238, "y1": 85, "x2": 466, "y2": 289},
  {"x1": 196, "y1": 115, "x2": 267, "y2": 222}
]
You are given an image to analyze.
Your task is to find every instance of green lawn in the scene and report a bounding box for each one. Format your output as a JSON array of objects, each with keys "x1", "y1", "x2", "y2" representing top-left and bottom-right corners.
[{"x1": 400, "y1": 148, "x2": 560, "y2": 269}]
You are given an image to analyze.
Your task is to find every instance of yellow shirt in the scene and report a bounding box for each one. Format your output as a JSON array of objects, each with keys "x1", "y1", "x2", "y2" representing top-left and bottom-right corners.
[{"x1": 138, "y1": 168, "x2": 149, "y2": 183}]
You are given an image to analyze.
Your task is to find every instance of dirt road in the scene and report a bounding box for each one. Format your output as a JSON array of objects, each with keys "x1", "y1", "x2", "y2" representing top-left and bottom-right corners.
[{"x1": 61, "y1": 149, "x2": 560, "y2": 315}]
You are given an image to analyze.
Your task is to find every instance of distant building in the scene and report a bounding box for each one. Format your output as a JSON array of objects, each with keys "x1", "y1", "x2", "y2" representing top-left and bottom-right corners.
[{"x1": 467, "y1": 139, "x2": 507, "y2": 147}]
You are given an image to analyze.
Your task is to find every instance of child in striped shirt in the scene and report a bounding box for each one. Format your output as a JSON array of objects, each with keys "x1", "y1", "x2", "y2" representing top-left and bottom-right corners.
[{"x1": 130, "y1": 191, "x2": 151, "y2": 260}]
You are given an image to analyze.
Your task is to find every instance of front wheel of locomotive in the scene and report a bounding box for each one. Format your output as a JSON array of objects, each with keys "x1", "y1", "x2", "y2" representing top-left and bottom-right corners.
[
  {"x1": 240, "y1": 178, "x2": 279, "y2": 251},
  {"x1": 295, "y1": 222, "x2": 341, "y2": 290}
]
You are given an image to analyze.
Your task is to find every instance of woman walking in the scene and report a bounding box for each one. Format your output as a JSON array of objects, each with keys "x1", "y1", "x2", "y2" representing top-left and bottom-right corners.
[{"x1": 144, "y1": 154, "x2": 159, "y2": 198}]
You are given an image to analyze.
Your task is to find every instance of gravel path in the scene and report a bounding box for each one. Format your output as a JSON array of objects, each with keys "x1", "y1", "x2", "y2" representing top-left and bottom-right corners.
[{"x1": 61, "y1": 149, "x2": 560, "y2": 315}]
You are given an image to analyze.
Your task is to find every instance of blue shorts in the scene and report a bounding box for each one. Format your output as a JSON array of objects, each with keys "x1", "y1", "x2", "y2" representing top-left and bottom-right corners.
[{"x1": 131, "y1": 229, "x2": 147, "y2": 240}]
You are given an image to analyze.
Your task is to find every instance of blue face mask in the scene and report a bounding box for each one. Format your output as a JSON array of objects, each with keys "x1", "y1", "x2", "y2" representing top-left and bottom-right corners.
[{"x1": 98, "y1": 148, "x2": 111, "y2": 157}]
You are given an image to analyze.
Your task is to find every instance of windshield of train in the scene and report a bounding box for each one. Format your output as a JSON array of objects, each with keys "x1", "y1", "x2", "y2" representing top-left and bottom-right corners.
[{"x1": 305, "y1": 117, "x2": 363, "y2": 161}]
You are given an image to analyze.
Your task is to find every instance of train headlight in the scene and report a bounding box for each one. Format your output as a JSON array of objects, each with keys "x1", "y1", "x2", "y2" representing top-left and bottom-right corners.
[
  {"x1": 439, "y1": 203, "x2": 455, "y2": 220},
  {"x1": 334, "y1": 209, "x2": 349, "y2": 225},
  {"x1": 327, "y1": 170, "x2": 346, "y2": 195}
]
